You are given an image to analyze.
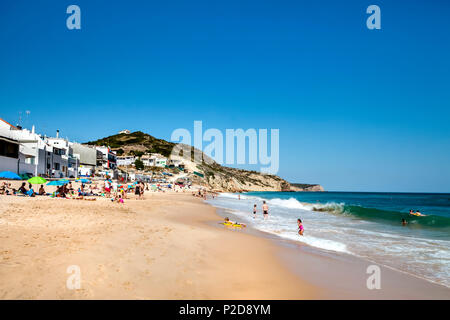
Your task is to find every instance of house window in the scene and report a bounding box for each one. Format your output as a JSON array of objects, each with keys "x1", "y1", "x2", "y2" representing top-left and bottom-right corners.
[
  {"x1": 0, "y1": 140, "x2": 19, "y2": 158},
  {"x1": 25, "y1": 157, "x2": 35, "y2": 165},
  {"x1": 54, "y1": 163, "x2": 60, "y2": 170}
]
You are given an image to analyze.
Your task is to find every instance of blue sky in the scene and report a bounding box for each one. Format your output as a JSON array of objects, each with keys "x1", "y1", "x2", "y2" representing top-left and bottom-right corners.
[{"x1": 1, "y1": 0, "x2": 449, "y2": 192}]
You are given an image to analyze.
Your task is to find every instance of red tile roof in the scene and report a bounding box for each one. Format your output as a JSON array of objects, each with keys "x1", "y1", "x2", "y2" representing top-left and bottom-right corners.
[{"x1": 0, "y1": 118, "x2": 18, "y2": 129}]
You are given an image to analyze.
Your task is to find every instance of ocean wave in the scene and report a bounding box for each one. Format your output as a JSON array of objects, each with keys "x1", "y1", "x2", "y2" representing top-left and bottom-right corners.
[
  {"x1": 247, "y1": 195, "x2": 450, "y2": 229},
  {"x1": 218, "y1": 193, "x2": 250, "y2": 200},
  {"x1": 310, "y1": 203, "x2": 450, "y2": 228},
  {"x1": 268, "y1": 197, "x2": 308, "y2": 209}
]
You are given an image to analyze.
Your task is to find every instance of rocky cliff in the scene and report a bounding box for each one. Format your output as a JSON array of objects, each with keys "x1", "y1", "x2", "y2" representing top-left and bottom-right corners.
[
  {"x1": 289, "y1": 183, "x2": 325, "y2": 192},
  {"x1": 195, "y1": 161, "x2": 291, "y2": 192}
]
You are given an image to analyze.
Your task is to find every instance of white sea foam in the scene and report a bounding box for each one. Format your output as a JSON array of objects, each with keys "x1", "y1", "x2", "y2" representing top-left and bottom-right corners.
[
  {"x1": 268, "y1": 197, "x2": 307, "y2": 209},
  {"x1": 264, "y1": 228, "x2": 350, "y2": 253},
  {"x1": 264, "y1": 197, "x2": 346, "y2": 214},
  {"x1": 218, "y1": 192, "x2": 251, "y2": 200}
]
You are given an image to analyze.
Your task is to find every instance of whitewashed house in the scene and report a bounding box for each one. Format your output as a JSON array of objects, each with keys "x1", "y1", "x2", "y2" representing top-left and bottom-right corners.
[
  {"x1": 0, "y1": 118, "x2": 50, "y2": 176},
  {"x1": 96, "y1": 146, "x2": 117, "y2": 169},
  {"x1": 116, "y1": 155, "x2": 136, "y2": 166},
  {"x1": 140, "y1": 153, "x2": 168, "y2": 167},
  {"x1": 44, "y1": 131, "x2": 71, "y2": 178}
]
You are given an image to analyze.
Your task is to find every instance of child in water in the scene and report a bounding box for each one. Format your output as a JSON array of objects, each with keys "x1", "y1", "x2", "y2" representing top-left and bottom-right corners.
[
  {"x1": 297, "y1": 219, "x2": 304, "y2": 236},
  {"x1": 253, "y1": 204, "x2": 257, "y2": 218}
]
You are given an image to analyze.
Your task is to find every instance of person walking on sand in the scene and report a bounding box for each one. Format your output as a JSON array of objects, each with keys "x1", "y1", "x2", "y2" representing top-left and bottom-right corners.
[
  {"x1": 297, "y1": 219, "x2": 304, "y2": 236},
  {"x1": 253, "y1": 204, "x2": 257, "y2": 219},
  {"x1": 112, "y1": 181, "x2": 118, "y2": 195},
  {"x1": 139, "y1": 181, "x2": 145, "y2": 200},
  {"x1": 135, "y1": 183, "x2": 141, "y2": 200},
  {"x1": 262, "y1": 201, "x2": 269, "y2": 220}
]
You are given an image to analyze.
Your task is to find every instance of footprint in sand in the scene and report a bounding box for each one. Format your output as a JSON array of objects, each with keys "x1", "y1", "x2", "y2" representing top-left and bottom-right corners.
[{"x1": 122, "y1": 281, "x2": 134, "y2": 291}]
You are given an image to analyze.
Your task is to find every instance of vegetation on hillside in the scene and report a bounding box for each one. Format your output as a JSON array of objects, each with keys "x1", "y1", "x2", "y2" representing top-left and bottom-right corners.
[{"x1": 86, "y1": 131, "x2": 175, "y2": 157}]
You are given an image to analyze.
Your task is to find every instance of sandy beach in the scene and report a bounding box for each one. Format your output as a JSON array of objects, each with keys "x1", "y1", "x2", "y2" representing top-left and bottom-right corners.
[
  {"x1": 0, "y1": 192, "x2": 318, "y2": 299},
  {"x1": 1, "y1": 187, "x2": 450, "y2": 300}
]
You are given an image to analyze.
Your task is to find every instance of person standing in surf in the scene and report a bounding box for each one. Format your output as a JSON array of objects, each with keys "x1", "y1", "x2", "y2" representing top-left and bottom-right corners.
[
  {"x1": 297, "y1": 219, "x2": 304, "y2": 236},
  {"x1": 253, "y1": 204, "x2": 257, "y2": 219},
  {"x1": 262, "y1": 201, "x2": 269, "y2": 220}
]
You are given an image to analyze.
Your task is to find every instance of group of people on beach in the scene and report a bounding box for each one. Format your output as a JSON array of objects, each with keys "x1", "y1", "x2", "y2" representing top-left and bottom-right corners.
[
  {"x1": 133, "y1": 181, "x2": 147, "y2": 200},
  {"x1": 1, "y1": 182, "x2": 36, "y2": 196},
  {"x1": 251, "y1": 201, "x2": 270, "y2": 220},
  {"x1": 193, "y1": 188, "x2": 218, "y2": 200},
  {"x1": 0, "y1": 182, "x2": 48, "y2": 197},
  {"x1": 250, "y1": 200, "x2": 304, "y2": 236}
]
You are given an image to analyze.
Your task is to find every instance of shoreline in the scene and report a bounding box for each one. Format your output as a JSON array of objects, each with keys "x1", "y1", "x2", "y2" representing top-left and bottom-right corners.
[{"x1": 208, "y1": 199, "x2": 450, "y2": 299}]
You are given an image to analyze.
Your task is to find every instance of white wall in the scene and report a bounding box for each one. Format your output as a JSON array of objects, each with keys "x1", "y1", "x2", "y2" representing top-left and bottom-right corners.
[{"x1": 0, "y1": 155, "x2": 18, "y2": 173}]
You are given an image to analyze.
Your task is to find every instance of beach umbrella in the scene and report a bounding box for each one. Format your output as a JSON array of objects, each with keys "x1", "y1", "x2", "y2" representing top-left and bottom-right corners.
[
  {"x1": 0, "y1": 171, "x2": 22, "y2": 180},
  {"x1": 47, "y1": 180, "x2": 66, "y2": 186},
  {"x1": 27, "y1": 176, "x2": 47, "y2": 184}
]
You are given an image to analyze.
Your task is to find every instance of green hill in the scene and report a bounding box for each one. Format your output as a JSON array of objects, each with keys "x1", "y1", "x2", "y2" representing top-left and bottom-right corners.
[{"x1": 86, "y1": 131, "x2": 175, "y2": 157}]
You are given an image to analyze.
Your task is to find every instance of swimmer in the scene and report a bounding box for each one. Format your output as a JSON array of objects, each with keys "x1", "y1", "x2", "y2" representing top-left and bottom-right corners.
[
  {"x1": 297, "y1": 219, "x2": 304, "y2": 236},
  {"x1": 402, "y1": 218, "x2": 407, "y2": 226},
  {"x1": 262, "y1": 201, "x2": 269, "y2": 220},
  {"x1": 410, "y1": 209, "x2": 426, "y2": 217}
]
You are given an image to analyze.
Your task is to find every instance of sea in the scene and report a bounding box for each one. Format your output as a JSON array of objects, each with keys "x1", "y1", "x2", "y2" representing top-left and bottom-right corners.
[{"x1": 206, "y1": 191, "x2": 450, "y2": 288}]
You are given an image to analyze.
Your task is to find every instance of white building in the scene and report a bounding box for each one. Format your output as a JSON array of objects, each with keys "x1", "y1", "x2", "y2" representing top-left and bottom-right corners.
[
  {"x1": 45, "y1": 131, "x2": 71, "y2": 178},
  {"x1": 168, "y1": 158, "x2": 184, "y2": 167},
  {"x1": 0, "y1": 119, "x2": 49, "y2": 176},
  {"x1": 141, "y1": 153, "x2": 167, "y2": 168},
  {"x1": 70, "y1": 143, "x2": 97, "y2": 176},
  {"x1": 0, "y1": 118, "x2": 81, "y2": 178},
  {"x1": 117, "y1": 155, "x2": 136, "y2": 166},
  {"x1": 141, "y1": 154, "x2": 155, "y2": 167},
  {"x1": 119, "y1": 130, "x2": 130, "y2": 134},
  {"x1": 0, "y1": 133, "x2": 20, "y2": 174},
  {"x1": 96, "y1": 146, "x2": 117, "y2": 169}
]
